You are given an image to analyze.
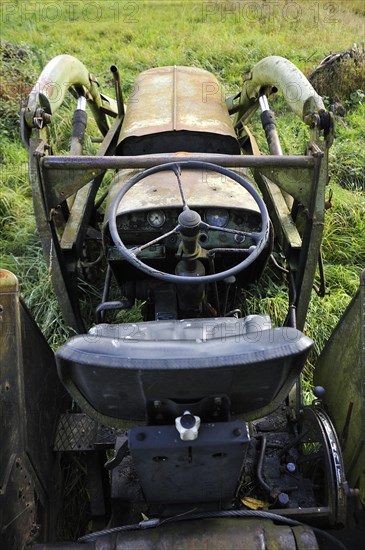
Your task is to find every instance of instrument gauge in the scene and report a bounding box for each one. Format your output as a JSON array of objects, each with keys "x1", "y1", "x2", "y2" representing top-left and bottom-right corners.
[
  {"x1": 147, "y1": 210, "x2": 166, "y2": 228},
  {"x1": 205, "y1": 208, "x2": 229, "y2": 227}
]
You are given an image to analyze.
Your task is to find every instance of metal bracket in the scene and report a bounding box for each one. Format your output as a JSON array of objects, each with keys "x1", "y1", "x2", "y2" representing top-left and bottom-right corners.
[
  {"x1": 129, "y1": 421, "x2": 250, "y2": 505},
  {"x1": 104, "y1": 440, "x2": 129, "y2": 471}
]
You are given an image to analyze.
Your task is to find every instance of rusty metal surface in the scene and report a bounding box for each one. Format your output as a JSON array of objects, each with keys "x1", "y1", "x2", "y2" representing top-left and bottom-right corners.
[
  {"x1": 0, "y1": 268, "x2": 19, "y2": 291},
  {"x1": 292, "y1": 525, "x2": 320, "y2": 549},
  {"x1": 41, "y1": 153, "x2": 316, "y2": 211},
  {"x1": 29, "y1": 134, "x2": 85, "y2": 332},
  {"x1": 243, "y1": 117, "x2": 329, "y2": 333},
  {"x1": 33, "y1": 519, "x2": 319, "y2": 549},
  {"x1": 244, "y1": 125, "x2": 302, "y2": 252},
  {"x1": 119, "y1": 66, "x2": 237, "y2": 141},
  {"x1": 0, "y1": 269, "x2": 68, "y2": 547},
  {"x1": 105, "y1": 168, "x2": 260, "y2": 217},
  {"x1": 60, "y1": 117, "x2": 123, "y2": 252},
  {"x1": 255, "y1": 172, "x2": 302, "y2": 251},
  {"x1": 110, "y1": 519, "x2": 299, "y2": 549},
  {"x1": 258, "y1": 166, "x2": 312, "y2": 206},
  {"x1": 30, "y1": 117, "x2": 122, "y2": 332},
  {"x1": 294, "y1": 141, "x2": 327, "y2": 330},
  {"x1": 315, "y1": 269, "x2": 365, "y2": 500},
  {"x1": 42, "y1": 153, "x2": 315, "y2": 170}
]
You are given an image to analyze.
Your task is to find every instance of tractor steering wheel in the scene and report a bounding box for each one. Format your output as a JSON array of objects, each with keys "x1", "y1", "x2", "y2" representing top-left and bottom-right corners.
[{"x1": 108, "y1": 161, "x2": 270, "y2": 284}]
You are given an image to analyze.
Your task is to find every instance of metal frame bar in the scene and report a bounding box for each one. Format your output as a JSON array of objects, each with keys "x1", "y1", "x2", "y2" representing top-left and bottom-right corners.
[{"x1": 42, "y1": 153, "x2": 314, "y2": 170}]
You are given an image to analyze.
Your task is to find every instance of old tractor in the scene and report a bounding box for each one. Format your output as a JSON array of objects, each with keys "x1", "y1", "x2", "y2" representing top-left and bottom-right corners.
[{"x1": 1, "y1": 55, "x2": 364, "y2": 549}]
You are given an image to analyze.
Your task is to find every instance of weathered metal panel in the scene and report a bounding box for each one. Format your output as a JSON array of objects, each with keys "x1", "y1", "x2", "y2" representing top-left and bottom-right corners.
[
  {"x1": 42, "y1": 154, "x2": 315, "y2": 170},
  {"x1": 33, "y1": 519, "x2": 319, "y2": 549},
  {"x1": 105, "y1": 168, "x2": 260, "y2": 218},
  {"x1": 294, "y1": 143, "x2": 326, "y2": 330},
  {"x1": 258, "y1": 166, "x2": 313, "y2": 207},
  {"x1": 119, "y1": 66, "x2": 237, "y2": 139},
  {"x1": 28, "y1": 134, "x2": 85, "y2": 332},
  {"x1": 243, "y1": 125, "x2": 302, "y2": 252},
  {"x1": 254, "y1": 172, "x2": 302, "y2": 251},
  {"x1": 60, "y1": 117, "x2": 123, "y2": 252},
  {"x1": 314, "y1": 269, "x2": 365, "y2": 502},
  {"x1": 117, "y1": 66, "x2": 240, "y2": 154},
  {"x1": 0, "y1": 270, "x2": 68, "y2": 547},
  {"x1": 129, "y1": 421, "x2": 249, "y2": 505}
]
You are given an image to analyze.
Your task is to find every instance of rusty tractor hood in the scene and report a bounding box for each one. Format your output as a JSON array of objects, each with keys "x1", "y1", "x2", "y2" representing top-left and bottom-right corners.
[{"x1": 117, "y1": 66, "x2": 240, "y2": 155}]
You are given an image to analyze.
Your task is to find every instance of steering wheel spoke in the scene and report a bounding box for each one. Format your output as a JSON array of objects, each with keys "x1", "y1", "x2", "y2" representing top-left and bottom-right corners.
[
  {"x1": 136, "y1": 226, "x2": 180, "y2": 253},
  {"x1": 248, "y1": 232, "x2": 262, "y2": 243},
  {"x1": 172, "y1": 163, "x2": 189, "y2": 211},
  {"x1": 128, "y1": 246, "x2": 141, "y2": 257},
  {"x1": 208, "y1": 247, "x2": 254, "y2": 255},
  {"x1": 199, "y1": 221, "x2": 260, "y2": 240}
]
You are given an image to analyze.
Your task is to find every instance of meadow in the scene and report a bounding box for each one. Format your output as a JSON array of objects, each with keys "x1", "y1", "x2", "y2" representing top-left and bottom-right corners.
[{"x1": 1, "y1": 0, "x2": 364, "y2": 379}]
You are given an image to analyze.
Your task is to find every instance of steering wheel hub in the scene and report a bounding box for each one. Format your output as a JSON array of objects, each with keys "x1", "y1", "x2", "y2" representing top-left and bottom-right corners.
[{"x1": 178, "y1": 209, "x2": 201, "y2": 229}]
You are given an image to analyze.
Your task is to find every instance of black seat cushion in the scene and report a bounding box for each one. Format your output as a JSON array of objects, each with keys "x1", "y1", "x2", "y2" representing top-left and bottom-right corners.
[{"x1": 56, "y1": 316, "x2": 313, "y2": 422}]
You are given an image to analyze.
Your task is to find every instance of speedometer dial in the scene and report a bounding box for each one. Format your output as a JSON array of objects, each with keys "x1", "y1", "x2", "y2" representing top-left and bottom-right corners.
[
  {"x1": 147, "y1": 210, "x2": 166, "y2": 228},
  {"x1": 205, "y1": 208, "x2": 229, "y2": 227}
]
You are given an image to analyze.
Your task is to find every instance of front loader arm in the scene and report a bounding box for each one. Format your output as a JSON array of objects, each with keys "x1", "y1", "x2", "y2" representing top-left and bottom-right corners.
[
  {"x1": 233, "y1": 55, "x2": 326, "y2": 127},
  {"x1": 229, "y1": 56, "x2": 333, "y2": 331},
  {"x1": 22, "y1": 54, "x2": 118, "y2": 142},
  {"x1": 21, "y1": 55, "x2": 122, "y2": 332}
]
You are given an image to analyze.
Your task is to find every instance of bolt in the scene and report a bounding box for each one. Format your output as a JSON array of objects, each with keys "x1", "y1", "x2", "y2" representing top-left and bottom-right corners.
[
  {"x1": 313, "y1": 386, "x2": 326, "y2": 400},
  {"x1": 278, "y1": 492, "x2": 290, "y2": 506}
]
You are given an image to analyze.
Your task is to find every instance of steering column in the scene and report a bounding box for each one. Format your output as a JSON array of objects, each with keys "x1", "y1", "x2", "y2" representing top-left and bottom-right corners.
[{"x1": 175, "y1": 209, "x2": 206, "y2": 313}]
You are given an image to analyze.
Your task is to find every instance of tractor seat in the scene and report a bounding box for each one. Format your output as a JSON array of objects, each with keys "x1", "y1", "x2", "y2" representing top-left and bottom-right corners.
[{"x1": 55, "y1": 316, "x2": 313, "y2": 426}]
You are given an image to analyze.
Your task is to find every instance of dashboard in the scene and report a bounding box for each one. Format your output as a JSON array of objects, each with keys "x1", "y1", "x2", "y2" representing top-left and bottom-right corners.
[{"x1": 108, "y1": 206, "x2": 262, "y2": 258}]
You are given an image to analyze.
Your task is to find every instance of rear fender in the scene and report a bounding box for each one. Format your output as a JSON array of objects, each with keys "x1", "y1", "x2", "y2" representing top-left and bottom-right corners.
[{"x1": 314, "y1": 269, "x2": 365, "y2": 504}]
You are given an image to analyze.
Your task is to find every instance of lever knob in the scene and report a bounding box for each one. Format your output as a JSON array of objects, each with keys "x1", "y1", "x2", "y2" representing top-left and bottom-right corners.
[{"x1": 175, "y1": 410, "x2": 201, "y2": 441}]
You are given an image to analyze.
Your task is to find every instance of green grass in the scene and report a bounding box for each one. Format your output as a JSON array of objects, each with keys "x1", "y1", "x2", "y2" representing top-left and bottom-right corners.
[
  {"x1": 1, "y1": 0, "x2": 364, "y2": 367},
  {"x1": 329, "y1": 101, "x2": 365, "y2": 190}
]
